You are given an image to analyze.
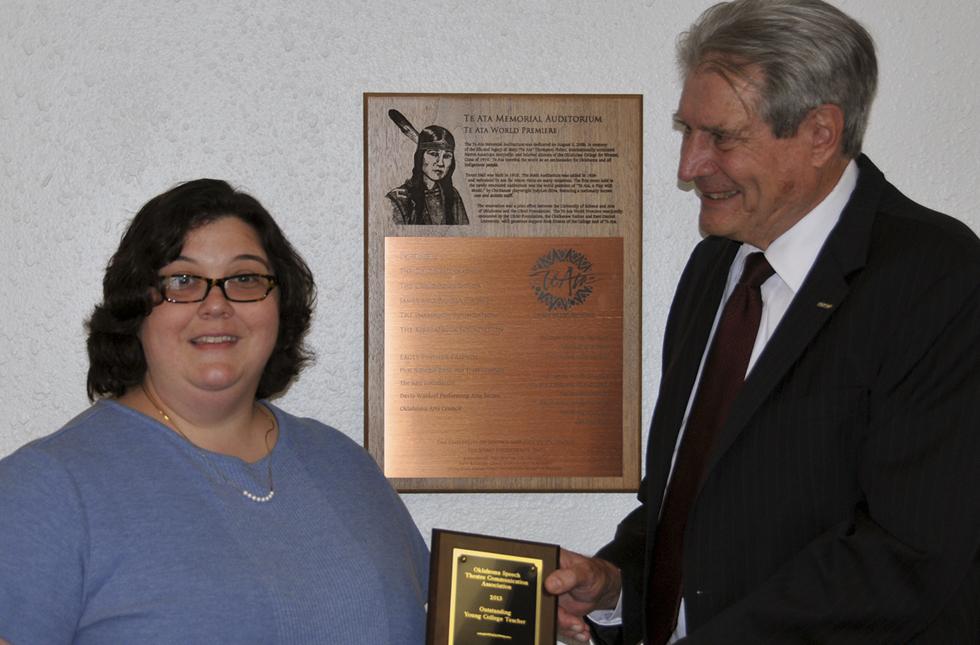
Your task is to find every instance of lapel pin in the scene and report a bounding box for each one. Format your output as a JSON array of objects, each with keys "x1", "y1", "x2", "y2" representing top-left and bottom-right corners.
[{"x1": 816, "y1": 302, "x2": 834, "y2": 309}]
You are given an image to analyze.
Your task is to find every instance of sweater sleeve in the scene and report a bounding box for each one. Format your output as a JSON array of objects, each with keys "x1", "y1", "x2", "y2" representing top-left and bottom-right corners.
[{"x1": 0, "y1": 446, "x2": 88, "y2": 644}]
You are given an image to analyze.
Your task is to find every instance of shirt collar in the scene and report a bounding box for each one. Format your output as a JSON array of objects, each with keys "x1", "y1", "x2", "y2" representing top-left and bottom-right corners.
[{"x1": 740, "y1": 159, "x2": 858, "y2": 293}]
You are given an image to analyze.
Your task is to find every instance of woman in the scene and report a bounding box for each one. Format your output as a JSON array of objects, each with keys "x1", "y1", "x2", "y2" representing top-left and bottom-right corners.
[
  {"x1": 387, "y1": 125, "x2": 469, "y2": 225},
  {"x1": 0, "y1": 180, "x2": 428, "y2": 643}
]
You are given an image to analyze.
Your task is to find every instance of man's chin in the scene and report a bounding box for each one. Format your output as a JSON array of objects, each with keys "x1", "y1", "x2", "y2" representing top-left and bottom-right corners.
[{"x1": 698, "y1": 209, "x2": 739, "y2": 239}]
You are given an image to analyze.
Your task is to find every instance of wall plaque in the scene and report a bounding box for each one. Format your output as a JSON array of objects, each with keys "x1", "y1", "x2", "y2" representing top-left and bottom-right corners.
[{"x1": 365, "y1": 93, "x2": 641, "y2": 491}]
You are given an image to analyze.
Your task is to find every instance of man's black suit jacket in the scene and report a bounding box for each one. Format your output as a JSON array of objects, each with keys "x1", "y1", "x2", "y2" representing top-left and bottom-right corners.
[{"x1": 595, "y1": 156, "x2": 980, "y2": 644}]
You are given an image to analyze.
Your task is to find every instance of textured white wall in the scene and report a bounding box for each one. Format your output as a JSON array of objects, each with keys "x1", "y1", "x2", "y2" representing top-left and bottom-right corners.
[{"x1": 2, "y1": 0, "x2": 978, "y2": 565}]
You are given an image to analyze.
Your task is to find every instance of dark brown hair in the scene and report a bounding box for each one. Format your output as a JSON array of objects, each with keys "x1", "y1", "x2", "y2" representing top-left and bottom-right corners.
[{"x1": 86, "y1": 179, "x2": 315, "y2": 400}]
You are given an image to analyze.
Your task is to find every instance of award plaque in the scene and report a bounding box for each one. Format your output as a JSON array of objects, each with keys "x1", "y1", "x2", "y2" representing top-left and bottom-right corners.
[
  {"x1": 365, "y1": 93, "x2": 641, "y2": 491},
  {"x1": 427, "y1": 529, "x2": 559, "y2": 645}
]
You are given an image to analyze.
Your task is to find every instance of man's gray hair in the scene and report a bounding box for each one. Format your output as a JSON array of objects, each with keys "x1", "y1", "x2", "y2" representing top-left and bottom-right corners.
[{"x1": 677, "y1": 0, "x2": 877, "y2": 157}]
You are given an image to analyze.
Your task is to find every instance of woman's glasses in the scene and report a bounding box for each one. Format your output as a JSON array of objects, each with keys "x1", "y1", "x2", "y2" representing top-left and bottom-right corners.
[{"x1": 157, "y1": 274, "x2": 278, "y2": 303}]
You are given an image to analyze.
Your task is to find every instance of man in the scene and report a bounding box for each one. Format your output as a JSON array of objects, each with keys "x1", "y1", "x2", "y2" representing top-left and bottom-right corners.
[{"x1": 545, "y1": 1, "x2": 980, "y2": 643}]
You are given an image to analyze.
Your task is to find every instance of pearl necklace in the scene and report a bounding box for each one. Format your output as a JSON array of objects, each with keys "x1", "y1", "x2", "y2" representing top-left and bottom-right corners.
[{"x1": 141, "y1": 384, "x2": 277, "y2": 503}]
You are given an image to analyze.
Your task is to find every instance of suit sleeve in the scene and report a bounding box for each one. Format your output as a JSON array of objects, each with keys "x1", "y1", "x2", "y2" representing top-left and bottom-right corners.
[
  {"x1": 590, "y1": 504, "x2": 648, "y2": 645},
  {"x1": 684, "y1": 244, "x2": 980, "y2": 643}
]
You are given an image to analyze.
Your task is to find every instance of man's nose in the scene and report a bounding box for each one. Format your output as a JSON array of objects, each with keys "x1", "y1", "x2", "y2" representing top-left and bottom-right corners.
[{"x1": 678, "y1": 132, "x2": 715, "y2": 183}]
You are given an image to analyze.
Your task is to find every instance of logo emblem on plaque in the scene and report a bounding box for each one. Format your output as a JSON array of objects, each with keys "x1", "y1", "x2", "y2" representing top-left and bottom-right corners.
[{"x1": 529, "y1": 248, "x2": 596, "y2": 311}]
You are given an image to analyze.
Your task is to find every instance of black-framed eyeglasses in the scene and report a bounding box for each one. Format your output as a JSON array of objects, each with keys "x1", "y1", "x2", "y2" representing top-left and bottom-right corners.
[{"x1": 157, "y1": 274, "x2": 278, "y2": 303}]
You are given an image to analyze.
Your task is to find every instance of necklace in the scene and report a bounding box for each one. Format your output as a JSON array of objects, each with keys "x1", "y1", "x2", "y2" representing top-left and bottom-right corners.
[{"x1": 141, "y1": 384, "x2": 277, "y2": 503}]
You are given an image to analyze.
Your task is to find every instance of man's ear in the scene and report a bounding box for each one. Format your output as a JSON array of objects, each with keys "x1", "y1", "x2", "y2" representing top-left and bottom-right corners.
[{"x1": 804, "y1": 104, "x2": 845, "y2": 167}]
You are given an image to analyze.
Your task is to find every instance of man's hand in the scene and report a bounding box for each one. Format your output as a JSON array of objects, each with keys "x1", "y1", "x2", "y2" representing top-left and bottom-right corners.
[{"x1": 545, "y1": 548, "x2": 622, "y2": 643}]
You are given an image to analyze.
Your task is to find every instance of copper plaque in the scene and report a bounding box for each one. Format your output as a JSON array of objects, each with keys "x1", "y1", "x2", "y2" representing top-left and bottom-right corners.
[
  {"x1": 385, "y1": 236, "x2": 623, "y2": 479},
  {"x1": 365, "y1": 93, "x2": 641, "y2": 491}
]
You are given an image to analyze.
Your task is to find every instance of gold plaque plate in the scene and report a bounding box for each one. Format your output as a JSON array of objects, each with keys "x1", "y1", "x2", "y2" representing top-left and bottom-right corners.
[{"x1": 427, "y1": 529, "x2": 558, "y2": 645}]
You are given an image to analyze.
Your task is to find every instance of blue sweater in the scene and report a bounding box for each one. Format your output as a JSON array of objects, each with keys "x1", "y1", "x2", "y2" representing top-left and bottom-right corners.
[{"x1": 0, "y1": 401, "x2": 428, "y2": 644}]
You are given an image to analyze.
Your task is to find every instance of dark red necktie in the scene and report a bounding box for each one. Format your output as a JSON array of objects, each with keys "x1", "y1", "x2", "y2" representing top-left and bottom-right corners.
[{"x1": 646, "y1": 252, "x2": 774, "y2": 644}]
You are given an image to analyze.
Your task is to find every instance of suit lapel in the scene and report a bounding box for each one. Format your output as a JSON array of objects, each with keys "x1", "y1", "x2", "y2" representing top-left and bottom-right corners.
[
  {"x1": 703, "y1": 155, "x2": 886, "y2": 477},
  {"x1": 646, "y1": 239, "x2": 739, "y2": 503}
]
